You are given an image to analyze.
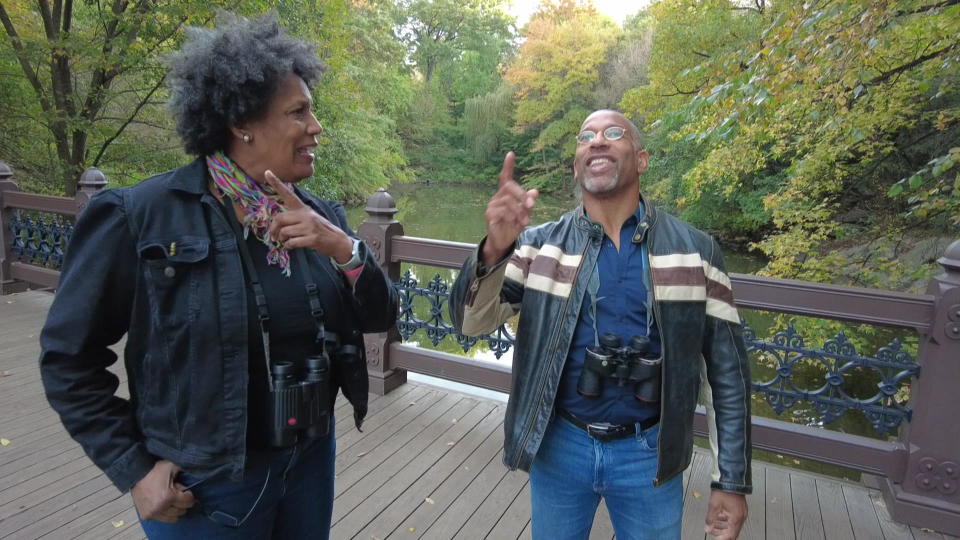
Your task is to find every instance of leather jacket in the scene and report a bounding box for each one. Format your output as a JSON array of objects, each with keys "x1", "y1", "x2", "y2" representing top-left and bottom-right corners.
[
  {"x1": 39, "y1": 159, "x2": 398, "y2": 491},
  {"x1": 449, "y1": 198, "x2": 752, "y2": 493}
]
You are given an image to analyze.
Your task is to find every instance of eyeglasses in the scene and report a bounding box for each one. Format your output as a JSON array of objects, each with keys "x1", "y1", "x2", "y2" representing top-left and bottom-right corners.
[{"x1": 576, "y1": 126, "x2": 626, "y2": 145}]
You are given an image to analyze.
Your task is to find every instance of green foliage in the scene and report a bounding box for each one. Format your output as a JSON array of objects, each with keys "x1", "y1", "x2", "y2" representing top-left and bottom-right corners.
[
  {"x1": 463, "y1": 82, "x2": 515, "y2": 164},
  {"x1": 504, "y1": 0, "x2": 621, "y2": 192}
]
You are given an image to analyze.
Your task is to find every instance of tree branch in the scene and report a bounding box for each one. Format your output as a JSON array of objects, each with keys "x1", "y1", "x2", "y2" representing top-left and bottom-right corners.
[
  {"x1": 895, "y1": 0, "x2": 959, "y2": 17},
  {"x1": 867, "y1": 40, "x2": 959, "y2": 87},
  {"x1": 0, "y1": 4, "x2": 52, "y2": 112},
  {"x1": 93, "y1": 73, "x2": 166, "y2": 165}
]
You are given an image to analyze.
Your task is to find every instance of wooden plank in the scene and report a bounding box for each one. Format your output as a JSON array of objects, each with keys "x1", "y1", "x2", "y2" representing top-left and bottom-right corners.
[
  {"x1": 80, "y1": 506, "x2": 142, "y2": 539},
  {"x1": 0, "y1": 427, "x2": 71, "y2": 467},
  {"x1": 487, "y1": 480, "x2": 532, "y2": 540},
  {"x1": 0, "y1": 469, "x2": 111, "y2": 537},
  {"x1": 518, "y1": 519, "x2": 533, "y2": 540},
  {"x1": 454, "y1": 468, "x2": 529, "y2": 539},
  {"x1": 334, "y1": 392, "x2": 460, "y2": 492},
  {"x1": 869, "y1": 490, "x2": 914, "y2": 540},
  {"x1": 334, "y1": 386, "x2": 437, "y2": 458},
  {"x1": 842, "y1": 484, "x2": 883, "y2": 540},
  {"x1": 0, "y1": 463, "x2": 102, "y2": 523},
  {"x1": 0, "y1": 439, "x2": 81, "y2": 488},
  {"x1": 765, "y1": 466, "x2": 796, "y2": 540},
  {"x1": 44, "y1": 490, "x2": 134, "y2": 539},
  {"x1": 790, "y1": 473, "x2": 825, "y2": 540},
  {"x1": 816, "y1": 478, "x2": 854, "y2": 540},
  {"x1": 419, "y1": 447, "x2": 509, "y2": 539},
  {"x1": 11, "y1": 483, "x2": 125, "y2": 539},
  {"x1": 329, "y1": 397, "x2": 490, "y2": 533},
  {"x1": 681, "y1": 451, "x2": 711, "y2": 540},
  {"x1": 739, "y1": 463, "x2": 766, "y2": 540},
  {"x1": 0, "y1": 454, "x2": 95, "y2": 507},
  {"x1": 350, "y1": 409, "x2": 503, "y2": 539}
]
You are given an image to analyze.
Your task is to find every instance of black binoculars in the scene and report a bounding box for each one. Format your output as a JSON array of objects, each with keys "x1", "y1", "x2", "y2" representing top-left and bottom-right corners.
[{"x1": 578, "y1": 333, "x2": 662, "y2": 403}]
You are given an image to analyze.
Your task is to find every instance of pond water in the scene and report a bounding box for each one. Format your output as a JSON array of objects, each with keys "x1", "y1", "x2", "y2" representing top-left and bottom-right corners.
[{"x1": 345, "y1": 182, "x2": 917, "y2": 480}]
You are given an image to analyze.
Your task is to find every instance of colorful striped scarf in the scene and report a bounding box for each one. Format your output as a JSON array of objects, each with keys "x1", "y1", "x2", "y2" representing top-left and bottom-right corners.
[{"x1": 206, "y1": 151, "x2": 292, "y2": 276}]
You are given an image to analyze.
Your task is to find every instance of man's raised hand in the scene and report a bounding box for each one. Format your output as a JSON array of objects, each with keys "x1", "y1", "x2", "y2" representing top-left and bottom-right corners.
[{"x1": 482, "y1": 152, "x2": 538, "y2": 268}]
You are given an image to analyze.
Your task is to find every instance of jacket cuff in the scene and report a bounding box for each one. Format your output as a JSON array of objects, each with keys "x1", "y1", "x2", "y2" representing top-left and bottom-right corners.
[
  {"x1": 103, "y1": 442, "x2": 156, "y2": 492},
  {"x1": 710, "y1": 480, "x2": 752, "y2": 494},
  {"x1": 474, "y1": 236, "x2": 515, "y2": 278}
]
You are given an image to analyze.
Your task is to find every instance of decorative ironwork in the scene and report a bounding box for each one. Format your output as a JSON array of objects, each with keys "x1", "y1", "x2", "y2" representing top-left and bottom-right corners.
[
  {"x1": 394, "y1": 270, "x2": 514, "y2": 359},
  {"x1": 8, "y1": 211, "x2": 73, "y2": 270},
  {"x1": 745, "y1": 321, "x2": 918, "y2": 435},
  {"x1": 393, "y1": 272, "x2": 920, "y2": 435}
]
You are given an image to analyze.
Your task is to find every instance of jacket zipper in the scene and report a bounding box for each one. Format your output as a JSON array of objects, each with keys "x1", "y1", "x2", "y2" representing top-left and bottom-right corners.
[
  {"x1": 645, "y1": 216, "x2": 668, "y2": 487},
  {"x1": 513, "y1": 227, "x2": 594, "y2": 467}
]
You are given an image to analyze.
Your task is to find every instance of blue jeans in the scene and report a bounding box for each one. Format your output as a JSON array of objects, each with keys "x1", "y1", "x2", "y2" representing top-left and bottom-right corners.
[
  {"x1": 530, "y1": 416, "x2": 682, "y2": 540},
  {"x1": 139, "y1": 431, "x2": 335, "y2": 539}
]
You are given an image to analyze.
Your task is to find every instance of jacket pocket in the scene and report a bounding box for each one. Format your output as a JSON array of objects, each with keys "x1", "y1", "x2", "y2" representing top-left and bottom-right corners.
[{"x1": 139, "y1": 237, "x2": 210, "y2": 331}]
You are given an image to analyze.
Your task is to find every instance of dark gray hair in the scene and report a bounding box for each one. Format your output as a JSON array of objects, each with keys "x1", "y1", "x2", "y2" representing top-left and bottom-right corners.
[{"x1": 167, "y1": 13, "x2": 326, "y2": 156}]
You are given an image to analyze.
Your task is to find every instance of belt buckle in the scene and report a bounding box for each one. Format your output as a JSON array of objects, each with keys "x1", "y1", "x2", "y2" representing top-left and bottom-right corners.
[{"x1": 586, "y1": 422, "x2": 623, "y2": 442}]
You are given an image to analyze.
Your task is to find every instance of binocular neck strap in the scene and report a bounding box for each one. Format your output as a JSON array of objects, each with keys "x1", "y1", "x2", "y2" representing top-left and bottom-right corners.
[
  {"x1": 587, "y1": 262, "x2": 602, "y2": 349},
  {"x1": 219, "y1": 200, "x2": 329, "y2": 387},
  {"x1": 292, "y1": 248, "x2": 328, "y2": 353},
  {"x1": 221, "y1": 200, "x2": 275, "y2": 388}
]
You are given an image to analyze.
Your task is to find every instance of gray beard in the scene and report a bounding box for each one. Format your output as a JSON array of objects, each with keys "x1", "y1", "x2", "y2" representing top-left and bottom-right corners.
[{"x1": 579, "y1": 169, "x2": 621, "y2": 196}]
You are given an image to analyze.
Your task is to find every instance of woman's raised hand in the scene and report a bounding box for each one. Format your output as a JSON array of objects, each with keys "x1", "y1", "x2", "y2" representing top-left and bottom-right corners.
[{"x1": 264, "y1": 170, "x2": 353, "y2": 264}]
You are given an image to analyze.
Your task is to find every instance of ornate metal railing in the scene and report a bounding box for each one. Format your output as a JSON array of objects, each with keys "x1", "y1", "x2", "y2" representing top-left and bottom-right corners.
[
  {"x1": 9, "y1": 212, "x2": 73, "y2": 269},
  {"x1": 396, "y1": 270, "x2": 514, "y2": 359},
  {"x1": 394, "y1": 268, "x2": 919, "y2": 436},
  {"x1": 0, "y1": 162, "x2": 105, "y2": 292},
  {"x1": 746, "y1": 323, "x2": 917, "y2": 435}
]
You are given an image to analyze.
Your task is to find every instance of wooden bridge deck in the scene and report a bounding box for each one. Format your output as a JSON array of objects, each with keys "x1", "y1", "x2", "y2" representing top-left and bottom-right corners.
[{"x1": 0, "y1": 290, "x2": 955, "y2": 539}]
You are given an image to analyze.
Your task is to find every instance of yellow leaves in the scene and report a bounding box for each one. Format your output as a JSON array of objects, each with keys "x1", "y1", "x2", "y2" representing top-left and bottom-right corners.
[
  {"x1": 111, "y1": 520, "x2": 125, "y2": 528},
  {"x1": 0, "y1": 438, "x2": 10, "y2": 446}
]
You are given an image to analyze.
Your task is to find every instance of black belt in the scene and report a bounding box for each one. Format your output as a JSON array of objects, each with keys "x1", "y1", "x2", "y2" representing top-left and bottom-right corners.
[{"x1": 556, "y1": 409, "x2": 659, "y2": 443}]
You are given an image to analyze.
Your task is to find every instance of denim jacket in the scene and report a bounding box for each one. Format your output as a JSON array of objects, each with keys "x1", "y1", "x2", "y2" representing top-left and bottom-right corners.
[
  {"x1": 39, "y1": 159, "x2": 398, "y2": 491},
  {"x1": 449, "y1": 198, "x2": 752, "y2": 493}
]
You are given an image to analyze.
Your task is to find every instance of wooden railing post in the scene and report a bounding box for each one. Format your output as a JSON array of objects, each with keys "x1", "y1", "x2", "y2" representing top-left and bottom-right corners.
[
  {"x1": 0, "y1": 161, "x2": 27, "y2": 295},
  {"x1": 75, "y1": 166, "x2": 107, "y2": 214},
  {"x1": 358, "y1": 189, "x2": 406, "y2": 394},
  {"x1": 882, "y1": 239, "x2": 960, "y2": 535}
]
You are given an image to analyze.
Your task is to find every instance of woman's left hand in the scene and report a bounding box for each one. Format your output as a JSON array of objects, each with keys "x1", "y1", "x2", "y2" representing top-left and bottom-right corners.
[{"x1": 264, "y1": 170, "x2": 353, "y2": 263}]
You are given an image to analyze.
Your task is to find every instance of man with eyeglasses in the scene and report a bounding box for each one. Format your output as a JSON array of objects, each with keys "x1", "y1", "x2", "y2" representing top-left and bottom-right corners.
[{"x1": 449, "y1": 109, "x2": 751, "y2": 539}]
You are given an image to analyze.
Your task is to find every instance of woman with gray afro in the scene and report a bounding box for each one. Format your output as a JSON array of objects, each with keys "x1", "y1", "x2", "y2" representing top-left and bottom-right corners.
[{"x1": 38, "y1": 13, "x2": 398, "y2": 539}]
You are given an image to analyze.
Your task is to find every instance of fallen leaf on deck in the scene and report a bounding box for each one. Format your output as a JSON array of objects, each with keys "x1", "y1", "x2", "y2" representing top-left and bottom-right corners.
[
  {"x1": 0, "y1": 438, "x2": 10, "y2": 446},
  {"x1": 446, "y1": 441, "x2": 455, "y2": 446},
  {"x1": 112, "y1": 520, "x2": 125, "y2": 528},
  {"x1": 464, "y1": 466, "x2": 469, "y2": 471},
  {"x1": 409, "y1": 527, "x2": 416, "y2": 533},
  {"x1": 356, "y1": 451, "x2": 368, "y2": 457},
  {"x1": 0, "y1": 371, "x2": 11, "y2": 377},
  {"x1": 920, "y1": 528, "x2": 935, "y2": 533},
  {"x1": 425, "y1": 497, "x2": 435, "y2": 504},
  {"x1": 451, "y1": 418, "x2": 458, "y2": 423},
  {"x1": 409, "y1": 402, "x2": 417, "y2": 406},
  {"x1": 693, "y1": 491, "x2": 702, "y2": 499}
]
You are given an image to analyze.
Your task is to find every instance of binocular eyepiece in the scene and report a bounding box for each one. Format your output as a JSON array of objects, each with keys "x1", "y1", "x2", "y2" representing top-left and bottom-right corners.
[{"x1": 578, "y1": 332, "x2": 662, "y2": 403}]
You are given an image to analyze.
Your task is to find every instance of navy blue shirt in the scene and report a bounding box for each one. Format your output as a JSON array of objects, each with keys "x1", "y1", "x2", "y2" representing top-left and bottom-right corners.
[{"x1": 556, "y1": 203, "x2": 661, "y2": 424}]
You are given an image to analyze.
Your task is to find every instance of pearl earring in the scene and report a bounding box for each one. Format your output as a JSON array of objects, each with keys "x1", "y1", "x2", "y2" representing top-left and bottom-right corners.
[{"x1": 242, "y1": 134, "x2": 251, "y2": 143}]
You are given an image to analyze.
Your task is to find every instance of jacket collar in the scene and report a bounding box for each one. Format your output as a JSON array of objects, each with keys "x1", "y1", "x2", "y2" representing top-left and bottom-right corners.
[
  {"x1": 573, "y1": 192, "x2": 658, "y2": 238},
  {"x1": 165, "y1": 157, "x2": 317, "y2": 210},
  {"x1": 166, "y1": 157, "x2": 209, "y2": 195}
]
